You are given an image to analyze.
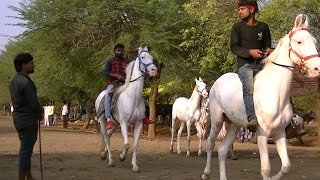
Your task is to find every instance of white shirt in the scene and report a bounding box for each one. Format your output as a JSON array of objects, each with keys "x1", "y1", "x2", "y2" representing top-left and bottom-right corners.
[
  {"x1": 62, "y1": 105, "x2": 68, "y2": 116},
  {"x1": 47, "y1": 105, "x2": 54, "y2": 116}
]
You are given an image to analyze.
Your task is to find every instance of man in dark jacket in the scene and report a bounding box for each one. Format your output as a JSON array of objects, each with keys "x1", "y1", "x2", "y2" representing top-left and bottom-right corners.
[
  {"x1": 230, "y1": 0, "x2": 271, "y2": 132},
  {"x1": 9, "y1": 53, "x2": 43, "y2": 180}
]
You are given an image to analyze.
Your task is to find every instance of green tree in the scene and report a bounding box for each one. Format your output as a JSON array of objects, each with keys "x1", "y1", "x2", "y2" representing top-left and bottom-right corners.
[{"x1": 0, "y1": 0, "x2": 194, "y2": 138}]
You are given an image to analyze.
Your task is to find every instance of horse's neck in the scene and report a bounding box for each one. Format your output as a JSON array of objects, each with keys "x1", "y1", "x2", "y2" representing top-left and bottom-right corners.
[
  {"x1": 259, "y1": 44, "x2": 294, "y2": 101},
  {"x1": 126, "y1": 59, "x2": 144, "y2": 97},
  {"x1": 188, "y1": 88, "x2": 201, "y2": 108}
]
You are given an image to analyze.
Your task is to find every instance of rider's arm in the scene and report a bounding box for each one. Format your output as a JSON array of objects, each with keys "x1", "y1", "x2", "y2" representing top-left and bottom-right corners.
[
  {"x1": 103, "y1": 60, "x2": 125, "y2": 81},
  {"x1": 263, "y1": 23, "x2": 272, "y2": 56},
  {"x1": 230, "y1": 23, "x2": 250, "y2": 59}
]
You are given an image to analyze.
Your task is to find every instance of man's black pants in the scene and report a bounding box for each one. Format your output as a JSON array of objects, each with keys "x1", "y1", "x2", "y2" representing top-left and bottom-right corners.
[{"x1": 17, "y1": 123, "x2": 38, "y2": 171}]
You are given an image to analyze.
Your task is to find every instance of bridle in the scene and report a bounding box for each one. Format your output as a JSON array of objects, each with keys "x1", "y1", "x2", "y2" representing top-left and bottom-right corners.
[
  {"x1": 196, "y1": 82, "x2": 207, "y2": 96},
  {"x1": 138, "y1": 51, "x2": 155, "y2": 73},
  {"x1": 130, "y1": 51, "x2": 155, "y2": 82},
  {"x1": 273, "y1": 28, "x2": 320, "y2": 75}
]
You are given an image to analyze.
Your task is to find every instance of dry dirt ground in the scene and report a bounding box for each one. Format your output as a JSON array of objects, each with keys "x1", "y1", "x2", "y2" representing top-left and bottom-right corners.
[{"x1": 1, "y1": 114, "x2": 320, "y2": 180}]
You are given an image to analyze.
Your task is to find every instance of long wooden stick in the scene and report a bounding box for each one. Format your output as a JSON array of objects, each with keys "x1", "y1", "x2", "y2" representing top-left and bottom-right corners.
[{"x1": 38, "y1": 120, "x2": 43, "y2": 180}]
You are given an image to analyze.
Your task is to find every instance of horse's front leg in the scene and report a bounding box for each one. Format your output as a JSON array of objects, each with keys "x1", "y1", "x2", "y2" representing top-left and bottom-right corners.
[
  {"x1": 195, "y1": 121, "x2": 203, "y2": 156},
  {"x1": 119, "y1": 122, "x2": 130, "y2": 162},
  {"x1": 272, "y1": 130, "x2": 291, "y2": 180},
  {"x1": 257, "y1": 128, "x2": 271, "y2": 180},
  {"x1": 131, "y1": 122, "x2": 143, "y2": 173},
  {"x1": 186, "y1": 121, "x2": 192, "y2": 157}
]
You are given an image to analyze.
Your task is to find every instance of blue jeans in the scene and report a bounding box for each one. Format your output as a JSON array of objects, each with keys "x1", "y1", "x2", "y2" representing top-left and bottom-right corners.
[
  {"x1": 104, "y1": 84, "x2": 114, "y2": 118},
  {"x1": 238, "y1": 63, "x2": 258, "y2": 121},
  {"x1": 17, "y1": 123, "x2": 38, "y2": 171}
]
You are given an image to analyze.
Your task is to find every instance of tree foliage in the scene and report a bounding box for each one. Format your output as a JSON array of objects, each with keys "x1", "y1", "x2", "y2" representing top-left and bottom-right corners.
[
  {"x1": 181, "y1": 0, "x2": 238, "y2": 83},
  {"x1": 259, "y1": 0, "x2": 320, "y2": 42},
  {"x1": 0, "y1": 0, "x2": 319, "y2": 115},
  {"x1": 0, "y1": 0, "x2": 192, "y2": 105}
]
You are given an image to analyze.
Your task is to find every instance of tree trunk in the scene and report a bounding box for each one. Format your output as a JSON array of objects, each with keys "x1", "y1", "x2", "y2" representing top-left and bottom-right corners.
[{"x1": 147, "y1": 63, "x2": 163, "y2": 139}]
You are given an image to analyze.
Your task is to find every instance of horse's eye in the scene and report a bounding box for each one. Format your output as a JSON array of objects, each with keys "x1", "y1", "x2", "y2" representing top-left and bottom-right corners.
[
  {"x1": 141, "y1": 56, "x2": 144, "y2": 59},
  {"x1": 297, "y1": 41, "x2": 302, "y2": 44}
]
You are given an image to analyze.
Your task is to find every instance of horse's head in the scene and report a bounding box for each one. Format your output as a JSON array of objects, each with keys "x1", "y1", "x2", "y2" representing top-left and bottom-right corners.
[
  {"x1": 137, "y1": 46, "x2": 158, "y2": 77},
  {"x1": 288, "y1": 14, "x2": 320, "y2": 77},
  {"x1": 195, "y1": 77, "x2": 208, "y2": 98}
]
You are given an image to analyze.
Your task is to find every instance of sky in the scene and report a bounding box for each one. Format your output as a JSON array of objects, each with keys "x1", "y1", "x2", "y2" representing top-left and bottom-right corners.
[{"x1": 0, "y1": 0, "x2": 27, "y2": 50}]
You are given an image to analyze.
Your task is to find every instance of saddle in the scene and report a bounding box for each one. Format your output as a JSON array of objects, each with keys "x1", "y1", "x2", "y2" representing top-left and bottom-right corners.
[{"x1": 109, "y1": 86, "x2": 121, "y2": 113}]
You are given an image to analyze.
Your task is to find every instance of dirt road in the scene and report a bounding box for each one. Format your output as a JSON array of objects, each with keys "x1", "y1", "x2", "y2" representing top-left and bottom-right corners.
[{"x1": 1, "y1": 115, "x2": 319, "y2": 180}]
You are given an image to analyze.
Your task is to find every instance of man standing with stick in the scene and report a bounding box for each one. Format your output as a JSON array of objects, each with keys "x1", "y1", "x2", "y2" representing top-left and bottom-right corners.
[{"x1": 9, "y1": 53, "x2": 43, "y2": 180}]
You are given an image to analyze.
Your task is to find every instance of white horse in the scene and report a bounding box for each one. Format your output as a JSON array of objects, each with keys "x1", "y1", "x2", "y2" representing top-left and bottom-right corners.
[
  {"x1": 95, "y1": 46, "x2": 157, "y2": 173},
  {"x1": 170, "y1": 77, "x2": 208, "y2": 157},
  {"x1": 202, "y1": 14, "x2": 320, "y2": 180}
]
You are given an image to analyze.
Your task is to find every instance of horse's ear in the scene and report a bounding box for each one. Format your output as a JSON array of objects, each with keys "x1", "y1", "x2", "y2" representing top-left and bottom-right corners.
[
  {"x1": 198, "y1": 77, "x2": 203, "y2": 82},
  {"x1": 294, "y1": 14, "x2": 310, "y2": 30},
  {"x1": 144, "y1": 46, "x2": 149, "y2": 52},
  {"x1": 195, "y1": 77, "x2": 199, "y2": 83},
  {"x1": 301, "y1": 15, "x2": 310, "y2": 30},
  {"x1": 138, "y1": 47, "x2": 143, "y2": 53}
]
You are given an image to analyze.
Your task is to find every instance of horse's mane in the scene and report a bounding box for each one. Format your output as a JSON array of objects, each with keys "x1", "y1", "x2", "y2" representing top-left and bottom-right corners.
[
  {"x1": 262, "y1": 36, "x2": 286, "y2": 66},
  {"x1": 117, "y1": 60, "x2": 135, "y2": 93}
]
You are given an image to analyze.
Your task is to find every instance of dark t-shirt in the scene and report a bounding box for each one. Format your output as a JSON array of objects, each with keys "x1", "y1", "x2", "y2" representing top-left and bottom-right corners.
[
  {"x1": 230, "y1": 21, "x2": 271, "y2": 68},
  {"x1": 9, "y1": 73, "x2": 42, "y2": 130}
]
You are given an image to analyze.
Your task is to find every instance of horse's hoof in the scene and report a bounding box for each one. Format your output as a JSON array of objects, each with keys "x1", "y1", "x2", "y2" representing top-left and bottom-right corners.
[
  {"x1": 230, "y1": 155, "x2": 238, "y2": 160},
  {"x1": 108, "y1": 161, "x2": 115, "y2": 167},
  {"x1": 169, "y1": 146, "x2": 173, "y2": 152},
  {"x1": 198, "y1": 151, "x2": 202, "y2": 156},
  {"x1": 100, "y1": 153, "x2": 106, "y2": 160},
  {"x1": 120, "y1": 153, "x2": 126, "y2": 161},
  {"x1": 186, "y1": 151, "x2": 190, "y2": 157},
  {"x1": 132, "y1": 166, "x2": 140, "y2": 173},
  {"x1": 201, "y1": 174, "x2": 209, "y2": 180},
  {"x1": 177, "y1": 150, "x2": 181, "y2": 155}
]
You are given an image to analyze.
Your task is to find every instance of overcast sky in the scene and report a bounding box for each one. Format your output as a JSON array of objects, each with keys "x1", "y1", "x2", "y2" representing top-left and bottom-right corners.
[{"x1": 0, "y1": 0, "x2": 27, "y2": 50}]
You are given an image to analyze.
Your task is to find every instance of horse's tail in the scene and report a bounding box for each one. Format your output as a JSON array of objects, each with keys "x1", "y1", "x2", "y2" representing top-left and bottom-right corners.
[
  {"x1": 171, "y1": 104, "x2": 179, "y2": 129},
  {"x1": 95, "y1": 90, "x2": 106, "y2": 117}
]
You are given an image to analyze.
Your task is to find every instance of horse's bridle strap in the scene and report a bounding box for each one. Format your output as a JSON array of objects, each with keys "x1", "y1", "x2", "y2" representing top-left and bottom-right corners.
[
  {"x1": 288, "y1": 28, "x2": 320, "y2": 64},
  {"x1": 196, "y1": 87, "x2": 206, "y2": 95}
]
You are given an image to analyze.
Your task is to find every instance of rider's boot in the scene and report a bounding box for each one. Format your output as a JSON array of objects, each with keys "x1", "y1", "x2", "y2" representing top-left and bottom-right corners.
[
  {"x1": 143, "y1": 118, "x2": 154, "y2": 125},
  {"x1": 105, "y1": 118, "x2": 113, "y2": 130}
]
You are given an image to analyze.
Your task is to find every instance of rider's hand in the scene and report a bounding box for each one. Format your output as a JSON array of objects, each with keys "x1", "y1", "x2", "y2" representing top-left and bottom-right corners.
[
  {"x1": 117, "y1": 75, "x2": 125, "y2": 81},
  {"x1": 264, "y1": 48, "x2": 272, "y2": 57},
  {"x1": 249, "y1": 49, "x2": 263, "y2": 59}
]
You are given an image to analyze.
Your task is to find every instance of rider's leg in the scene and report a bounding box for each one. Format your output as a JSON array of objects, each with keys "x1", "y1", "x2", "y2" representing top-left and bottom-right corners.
[
  {"x1": 142, "y1": 101, "x2": 154, "y2": 125},
  {"x1": 238, "y1": 63, "x2": 257, "y2": 132},
  {"x1": 104, "y1": 85, "x2": 114, "y2": 130}
]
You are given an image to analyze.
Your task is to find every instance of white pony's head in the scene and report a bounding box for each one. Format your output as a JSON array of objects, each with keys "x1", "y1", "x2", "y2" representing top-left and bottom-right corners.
[
  {"x1": 288, "y1": 14, "x2": 320, "y2": 77},
  {"x1": 137, "y1": 46, "x2": 158, "y2": 77},
  {"x1": 195, "y1": 77, "x2": 208, "y2": 98}
]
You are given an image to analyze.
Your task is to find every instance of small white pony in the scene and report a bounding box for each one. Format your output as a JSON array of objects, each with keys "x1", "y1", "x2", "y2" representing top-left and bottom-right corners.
[
  {"x1": 170, "y1": 77, "x2": 208, "y2": 157},
  {"x1": 202, "y1": 14, "x2": 320, "y2": 180},
  {"x1": 95, "y1": 46, "x2": 157, "y2": 173}
]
